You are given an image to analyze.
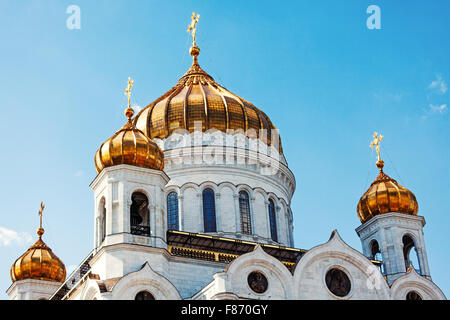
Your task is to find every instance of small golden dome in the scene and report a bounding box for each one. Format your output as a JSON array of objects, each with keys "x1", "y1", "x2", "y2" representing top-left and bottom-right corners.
[
  {"x1": 11, "y1": 204, "x2": 66, "y2": 283},
  {"x1": 95, "y1": 78, "x2": 164, "y2": 176},
  {"x1": 133, "y1": 45, "x2": 282, "y2": 153},
  {"x1": 357, "y1": 160, "x2": 419, "y2": 223}
]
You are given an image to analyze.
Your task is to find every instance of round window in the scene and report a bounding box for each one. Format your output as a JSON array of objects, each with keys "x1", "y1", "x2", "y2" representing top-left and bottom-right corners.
[
  {"x1": 247, "y1": 271, "x2": 268, "y2": 294},
  {"x1": 325, "y1": 268, "x2": 351, "y2": 297},
  {"x1": 406, "y1": 291, "x2": 422, "y2": 300},
  {"x1": 135, "y1": 291, "x2": 155, "y2": 300}
]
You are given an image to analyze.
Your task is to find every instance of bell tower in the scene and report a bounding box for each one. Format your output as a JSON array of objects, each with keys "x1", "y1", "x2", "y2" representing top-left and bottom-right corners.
[
  {"x1": 355, "y1": 133, "x2": 431, "y2": 284},
  {"x1": 91, "y1": 78, "x2": 168, "y2": 253}
]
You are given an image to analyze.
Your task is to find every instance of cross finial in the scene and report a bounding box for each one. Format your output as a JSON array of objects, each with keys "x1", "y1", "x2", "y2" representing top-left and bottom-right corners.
[
  {"x1": 124, "y1": 77, "x2": 134, "y2": 109},
  {"x1": 187, "y1": 12, "x2": 200, "y2": 46},
  {"x1": 37, "y1": 201, "x2": 45, "y2": 237},
  {"x1": 124, "y1": 77, "x2": 135, "y2": 120},
  {"x1": 370, "y1": 132, "x2": 384, "y2": 170}
]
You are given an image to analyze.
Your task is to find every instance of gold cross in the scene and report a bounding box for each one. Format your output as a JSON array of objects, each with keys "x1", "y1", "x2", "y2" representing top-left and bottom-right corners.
[
  {"x1": 187, "y1": 12, "x2": 200, "y2": 46},
  {"x1": 38, "y1": 201, "x2": 45, "y2": 229},
  {"x1": 124, "y1": 77, "x2": 134, "y2": 109},
  {"x1": 370, "y1": 132, "x2": 384, "y2": 162}
]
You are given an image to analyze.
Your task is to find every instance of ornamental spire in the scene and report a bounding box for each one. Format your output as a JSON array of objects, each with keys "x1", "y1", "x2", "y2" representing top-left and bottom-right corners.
[
  {"x1": 187, "y1": 12, "x2": 201, "y2": 63},
  {"x1": 187, "y1": 12, "x2": 200, "y2": 46},
  {"x1": 37, "y1": 201, "x2": 45, "y2": 238},
  {"x1": 370, "y1": 132, "x2": 384, "y2": 171},
  {"x1": 124, "y1": 77, "x2": 135, "y2": 121}
]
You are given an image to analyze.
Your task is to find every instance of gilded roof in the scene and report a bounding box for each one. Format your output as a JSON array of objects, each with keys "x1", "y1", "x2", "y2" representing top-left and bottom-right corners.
[
  {"x1": 11, "y1": 228, "x2": 66, "y2": 283},
  {"x1": 357, "y1": 160, "x2": 419, "y2": 223},
  {"x1": 133, "y1": 46, "x2": 282, "y2": 153},
  {"x1": 95, "y1": 110, "x2": 164, "y2": 174}
]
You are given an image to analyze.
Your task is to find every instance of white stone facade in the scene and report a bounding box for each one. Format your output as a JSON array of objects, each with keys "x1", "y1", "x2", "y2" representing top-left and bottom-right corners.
[
  {"x1": 7, "y1": 134, "x2": 446, "y2": 301},
  {"x1": 356, "y1": 212, "x2": 432, "y2": 284},
  {"x1": 6, "y1": 279, "x2": 62, "y2": 300},
  {"x1": 53, "y1": 230, "x2": 446, "y2": 300}
]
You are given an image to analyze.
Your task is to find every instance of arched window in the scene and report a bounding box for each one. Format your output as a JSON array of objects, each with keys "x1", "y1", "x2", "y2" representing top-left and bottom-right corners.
[
  {"x1": 167, "y1": 192, "x2": 179, "y2": 231},
  {"x1": 239, "y1": 191, "x2": 252, "y2": 234},
  {"x1": 100, "y1": 197, "x2": 106, "y2": 243},
  {"x1": 135, "y1": 291, "x2": 155, "y2": 300},
  {"x1": 268, "y1": 199, "x2": 278, "y2": 242},
  {"x1": 406, "y1": 291, "x2": 422, "y2": 300},
  {"x1": 202, "y1": 188, "x2": 217, "y2": 232},
  {"x1": 370, "y1": 240, "x2": 385, "y2": 275},
  {"x1": 403, "y1": 235, "x2": 421, "y2": 274},
  {"x1": 130, "y1": 192, "x2": 150, "y2": 236}
]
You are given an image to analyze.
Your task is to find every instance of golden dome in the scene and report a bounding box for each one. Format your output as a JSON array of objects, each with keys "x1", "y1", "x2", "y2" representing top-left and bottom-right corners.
[
  {"x1": 11, "y1": 203, "x2": 66, "y2": 283},
  {"x1": 95, "y1": 104, "x2": 164, "y2": 174},
  {"x1": 357, "y1": 160, "x2": 419, "y2": 224},
  {"x1": 133, "y1": 45, "x2": 282, "y2": 153}
]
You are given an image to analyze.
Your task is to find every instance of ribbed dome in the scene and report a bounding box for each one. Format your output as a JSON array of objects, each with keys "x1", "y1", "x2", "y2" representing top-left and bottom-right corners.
[
  {"x1": 357, "y1": 160, "x2": 419, "y2": 224},
  {"x1": 11, "y1": 228, "x2": 66, "y2": 283},
  {"x1": 95, "y1": 108, "x2": 164, "y2": 174},
  {"x1": 133, "y1": 45, "x2": 282, "y2": 153}
]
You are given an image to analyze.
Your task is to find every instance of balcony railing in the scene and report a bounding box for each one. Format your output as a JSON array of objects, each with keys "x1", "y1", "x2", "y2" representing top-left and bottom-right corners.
[
  {"x1": 49, "y1": 251, "x2": 94, "y2": 300},
  {"x1": 131, "y1": 224, "x2": 150, "y2": 236},
  {"x1": 168, "y1": 245, "x2": 296, "y2": 272}
]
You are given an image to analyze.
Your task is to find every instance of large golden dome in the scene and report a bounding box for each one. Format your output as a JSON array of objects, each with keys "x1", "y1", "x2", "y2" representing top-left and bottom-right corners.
[
  {"x1": 133, "y1": 45, "x2": 282, "y2": 152},
  {"x1": 357, "y1": 160, "x2": 419, "y2": 223},
  {"x1": 95, "y1": 105, "x2": 164, "y2": 174},
  {"x1": 11, "y1": 204, "x2": 66, "y2": 283}
]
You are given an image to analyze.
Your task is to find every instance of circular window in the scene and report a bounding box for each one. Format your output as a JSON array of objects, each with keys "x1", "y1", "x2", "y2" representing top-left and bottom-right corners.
[
  {"x1": 247, "y1": 271, "x2": 268, "y2": 294},
  {"x1": 406, "y1": 291, "x2": 422, "y2": 300},
  {"x1": 325, "y1": 268, "x2": 351, "y2": 297},
  {"x1": 135, "y1": 291, "x2": 155, "y2": 300}
]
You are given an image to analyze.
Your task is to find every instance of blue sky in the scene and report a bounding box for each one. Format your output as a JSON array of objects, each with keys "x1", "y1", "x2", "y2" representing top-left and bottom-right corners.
[{"x1": 0, "y1": 0, "x2": 448, "y2": 299}]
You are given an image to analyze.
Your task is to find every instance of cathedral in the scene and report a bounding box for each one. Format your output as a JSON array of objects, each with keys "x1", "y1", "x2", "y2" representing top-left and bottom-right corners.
[{"x1": 6, "y1": 14, "x2": 446, "y2": 301}]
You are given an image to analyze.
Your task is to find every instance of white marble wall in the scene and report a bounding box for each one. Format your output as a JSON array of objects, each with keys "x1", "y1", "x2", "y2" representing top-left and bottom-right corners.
[
  {"x1": 164, "y1": 179, "x2": 293, "y2": 246},
  {"x1": 356, "y1": 213, "x2": 431, "y2": 284}
]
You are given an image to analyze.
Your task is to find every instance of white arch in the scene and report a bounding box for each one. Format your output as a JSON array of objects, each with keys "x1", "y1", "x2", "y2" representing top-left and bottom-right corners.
[
  {"x1": 110, "y1": 262, "x2": 181, "y2": 300},
  {"x1": 199, "y1": 181, "x2": 219, "y2": 193},
  {"x1": 179, "y1": 182, "x2": 200, "y2": 195},
  {"x1": 79, "y1": 278, "x2": 102, "y2": 300},
  {"x1": 390, "y1": 268, "x2": 446, "y2": 300},
  {"x1": 222, "y1": 245, "x2": 294, "y2": 299},
  {"x1": 293, "y1": 230, "x2": 391, "y2": 300}
]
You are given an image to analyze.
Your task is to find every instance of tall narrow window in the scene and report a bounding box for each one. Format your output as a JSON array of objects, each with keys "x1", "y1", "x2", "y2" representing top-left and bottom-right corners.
[
  {"x1": 268, "y1": 199, "x2": 278, "y2": 242},
  {"x1": 100, "y1": 197, "x2": 106, "y2": 243},
  {"x1": 370, "y1": 240, "x2": 385, "y2": 275},
  {"x1": 130, "y1": 192, "x2": 150, "y2": 236},
  {"x1": 167, "y1": 192, "x2": 179, "y2": 231},
  {"x1": 202, "y1": 188, "x2": 217, "y2": 232},
  {"x1": 403, "y1": 235, "x2": 420, "y2": 274},
  {"x1": 239, "y1": 191, "x2": 252, "y2": 234}
]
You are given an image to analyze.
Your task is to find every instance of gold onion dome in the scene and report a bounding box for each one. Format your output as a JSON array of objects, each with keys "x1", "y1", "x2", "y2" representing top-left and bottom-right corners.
[
  {"x1": 357, "y1": 134, "x2": 419, "y2": 223},
  {"x1": 95, "y1": 79, "x2": 164, "y2": 174},
  {"x1": 10, "y1": 203, "x2": 66, "y2": 283},
  {"x1": 133, "y1": 24, "x2": 282, "y2": 153}
]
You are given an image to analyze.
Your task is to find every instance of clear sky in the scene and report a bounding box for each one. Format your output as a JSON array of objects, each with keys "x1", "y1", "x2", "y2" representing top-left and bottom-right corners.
[{"x1": 0, "y1": 0, "x2": 448, "y2": 299}]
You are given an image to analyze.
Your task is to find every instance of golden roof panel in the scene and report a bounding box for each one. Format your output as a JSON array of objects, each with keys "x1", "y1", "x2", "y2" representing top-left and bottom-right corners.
[
  {"x1": 11, "y1": 203, "x2": 66, "y2": 283},
  {"x1": 133, "y1": 45, "x2": 282, "y2": 153},
  {"x1": 357, "y1": 160, "x2": 419, "y2": 223},
  {"x1": 94, "y1": 79, "x2": 164, "y2": 174}
]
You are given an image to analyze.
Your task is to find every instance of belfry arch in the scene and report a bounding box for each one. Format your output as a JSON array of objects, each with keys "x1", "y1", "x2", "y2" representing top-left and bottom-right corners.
[{"x1": 130, "y1": 191, "x2": 150, "y2": 236}]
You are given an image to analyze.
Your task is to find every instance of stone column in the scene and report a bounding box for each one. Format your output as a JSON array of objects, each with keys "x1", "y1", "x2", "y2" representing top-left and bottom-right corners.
[
  {"x1": 250, "y1": 195, "x2": 256, "y2": 235},
  {"x1": 215, "y1": 192, "x2": 221, "y2": 232},
  {"x1": 233, "y1": 193, "x2": 240, "y2": 234},
  {"x1": 178, "y1": 194, "x2": 184, "y2": 231}
]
